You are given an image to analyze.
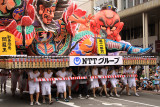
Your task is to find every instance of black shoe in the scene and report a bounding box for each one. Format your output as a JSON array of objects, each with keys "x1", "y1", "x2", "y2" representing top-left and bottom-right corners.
[
  {"x1": 56, "y1": 97, "x2": 59, "y2": 101},
  {"x1": 64, "y1": 99, "x2": 69, "y2": 102}
]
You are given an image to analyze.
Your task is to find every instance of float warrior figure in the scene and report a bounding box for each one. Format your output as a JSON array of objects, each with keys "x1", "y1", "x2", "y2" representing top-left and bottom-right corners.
[
  {"x1": 28, "y1": 0, "x2": 73, "y2": 56},
  {"x1": 29, "y1": 1, "x2": 151, "y2": 56},
  {"x1": 29, "y1": 0, "x2": 89, "y2": 56}
]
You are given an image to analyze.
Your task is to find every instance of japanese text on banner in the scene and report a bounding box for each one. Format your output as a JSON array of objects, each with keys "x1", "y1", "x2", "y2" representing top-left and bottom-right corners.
[
  {"x1": 97, "y1": 39, "x2": 106, "y2": 55},
  {"x1": 0, "y1": 31, "x2": 16, "y2": 55},
  {"x1": 70, "y1": 56, "x2": 123, "y2": 66}
]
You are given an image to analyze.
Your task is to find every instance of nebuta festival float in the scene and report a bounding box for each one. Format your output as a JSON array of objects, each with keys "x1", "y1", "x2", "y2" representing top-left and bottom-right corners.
[{"x1": 0, "y1": 0, "x2": 156, "y2": 69}]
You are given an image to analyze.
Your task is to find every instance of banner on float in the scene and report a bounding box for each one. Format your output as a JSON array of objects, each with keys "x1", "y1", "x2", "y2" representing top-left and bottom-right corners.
[
  {"x1": 69, "y1": 56, "x2": 123, "y2": 66},
  {"x1": 97, "y1": 39, "x2": 106, "y2": 55},
  {"x1": 0, "y1": 31, "x2": 16, "y2": 56}
]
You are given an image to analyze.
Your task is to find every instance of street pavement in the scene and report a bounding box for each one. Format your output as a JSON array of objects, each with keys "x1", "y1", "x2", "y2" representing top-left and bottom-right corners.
[{"x1": 0, "y1": 80, "x2": 160, "y2": 107}]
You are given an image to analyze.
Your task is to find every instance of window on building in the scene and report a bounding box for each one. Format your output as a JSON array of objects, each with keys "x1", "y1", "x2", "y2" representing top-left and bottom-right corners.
[
  {"x1": 126, "y1": 29, "x2": 130, "y2": 40},
  {"x1": 135, "y1": 0, "x2": 140, "y2": 5},
  {"x1": 134, "y1": 28, "x2": 138, "y2": 39},
  {"x1": 143, "y1": 0, "x2": 149, "y2": 3},
  {"x1": 149, "y1": 24, "x2": 155, "y2": 36},
  {"x1": 128, "y1": 0, "x2": 133, "y2": 8},
  {"x1": 134, "y1": 27, "x2": 142, "y2": 39},
  {"x1": 124, "y1": 0, "x2": 126, "y2": 9},
  {"x1": 121, "y1": 30, "x2": 127, "y2": 40},
  {"x1": 121, "y1": 26, "x2": 144, "y2": 40},
  {"x1": 121, "y1": 0, "x2": 126, "y2": 10},
  {"x1": 114, "y1": 0, "x2": 117, "y2": 7},
  {"x1": 140, "y1": 27, "x2": 143, "y2": 38},
  {"x1": 131, "y1": 28, "x2": 134, "y2": 39}
]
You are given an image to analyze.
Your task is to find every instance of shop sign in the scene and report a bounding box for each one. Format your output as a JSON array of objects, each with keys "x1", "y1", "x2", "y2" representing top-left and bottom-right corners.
[{"x1": 70, "y1": 56, "x2": 123, "y2": 66}]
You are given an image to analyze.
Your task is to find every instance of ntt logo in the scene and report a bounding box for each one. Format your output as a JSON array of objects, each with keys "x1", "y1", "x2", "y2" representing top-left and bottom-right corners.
[{"x1": 74, "y1": 57, "x2": 81, "y2": 65}]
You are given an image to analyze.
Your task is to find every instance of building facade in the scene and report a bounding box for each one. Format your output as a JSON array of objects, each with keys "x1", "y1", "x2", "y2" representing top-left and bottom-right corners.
[{"x1": 117, "y1": 0, "x2": 160, "y2": 54}]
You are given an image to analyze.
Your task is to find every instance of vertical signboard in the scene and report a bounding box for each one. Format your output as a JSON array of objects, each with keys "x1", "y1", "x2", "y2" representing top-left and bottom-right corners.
[
  {"x1": 97, "y1": 38, "x2": 106, "y2": 55},
  {"x1": 0, "y1": 31, "x2": 16, "y2": 55}
]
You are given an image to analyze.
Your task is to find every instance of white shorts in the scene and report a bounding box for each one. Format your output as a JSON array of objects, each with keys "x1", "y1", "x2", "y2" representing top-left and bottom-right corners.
[
  {"x1": 128, "y1": 80, "x2": 136, "y2": 88},
  {"x1": 29, "y1": 86, "x2": 40, "y2": 94},
  {"x1": 57, "y1": 84, "x2": 66, "y2": 93},
  {"x1": 91, "y1": 79, "x2": 99, "y2": 88},
  {"x1": 41, "y1": 85, "x2": 51, "y2": 95},
  {"x1": 121, "y1": 78, "x2": 128, "y2": 85},
  {"x1": 110, "y1": 79, "x2": 117, "y2": 88},
  {"x1": 101, "y1": 79, "x2": 107, "y2": 85},
  {"x1": 66, "y1": 80, "x2": 72, "y2": 87}
]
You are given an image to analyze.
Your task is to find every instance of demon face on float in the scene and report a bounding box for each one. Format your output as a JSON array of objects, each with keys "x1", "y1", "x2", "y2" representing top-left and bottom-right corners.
[
  {"x1": 39, "y1": 4, "x2": 56, "y2": 25},
  {"x1": 34, "y1": 0, "x2": 70, "y2": 32},
  {"x1": 90, "y1": 5, "x2": 124, "y2": 42}
]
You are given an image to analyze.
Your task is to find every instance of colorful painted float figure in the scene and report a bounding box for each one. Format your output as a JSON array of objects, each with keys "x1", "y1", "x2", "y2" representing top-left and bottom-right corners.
[
  {"x1": 0, "y1": 0, "x2": 35, "y2": 48},
  {"x1": 0, "y1": 0, "x2": 152, "y2": 56}
]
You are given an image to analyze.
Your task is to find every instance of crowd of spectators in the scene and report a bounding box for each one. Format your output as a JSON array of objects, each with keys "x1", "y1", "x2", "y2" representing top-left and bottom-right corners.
[{"x1": 135, "y1": 63, "x2": 160, "y2": 93}]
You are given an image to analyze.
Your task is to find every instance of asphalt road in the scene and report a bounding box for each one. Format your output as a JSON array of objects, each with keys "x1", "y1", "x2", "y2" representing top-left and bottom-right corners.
[{"x1": 0, "y1": 80, "x2": 160, "y2": 107}]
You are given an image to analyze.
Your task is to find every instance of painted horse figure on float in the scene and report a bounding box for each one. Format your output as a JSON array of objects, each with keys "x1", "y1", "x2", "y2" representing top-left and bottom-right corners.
[{"x1": 0, "y1": 0, "x2": 152, "y2": 56}]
